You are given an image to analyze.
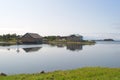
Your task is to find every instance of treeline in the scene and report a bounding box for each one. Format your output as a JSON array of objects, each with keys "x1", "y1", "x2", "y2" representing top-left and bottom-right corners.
[
  {"x1": 44, "y1": 36, "x2": 59, "y2": 41},
  {"x1": 0, "y1": 34, "x2": 21, "y2": 42}
]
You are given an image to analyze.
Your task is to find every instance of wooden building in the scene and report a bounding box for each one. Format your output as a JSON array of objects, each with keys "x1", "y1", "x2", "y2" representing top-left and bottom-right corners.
[
  {"x1": 21, "y1": 33, "x2": 43, "y2": 44},
  {"x1": 67, "y1": 34, "x2": 83, "y2": 42}
]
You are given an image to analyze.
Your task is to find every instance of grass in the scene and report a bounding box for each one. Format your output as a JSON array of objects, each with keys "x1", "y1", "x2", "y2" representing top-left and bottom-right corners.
[
  {"x1": 0, "y1": 42, "x2": 16, "y2": 46},
  {"x1": 0, "y1": 67, "x2": 120, "y2": 80}
]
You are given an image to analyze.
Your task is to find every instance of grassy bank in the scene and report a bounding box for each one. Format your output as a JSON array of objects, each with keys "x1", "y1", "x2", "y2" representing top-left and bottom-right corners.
[
  {"x1": 48, "y1": 40, "x2": 95, "y2": 45},
  {"x1": 0, "y1": 41, "x2": 17, "y2": 46},
  {"x1": 0, "y1": 67, "x2": 120, "y2": 80}
]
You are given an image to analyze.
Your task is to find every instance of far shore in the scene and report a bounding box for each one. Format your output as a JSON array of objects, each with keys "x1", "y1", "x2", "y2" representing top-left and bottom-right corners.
[
  {"x1": 48, "y1": 40, "x2": 96, "y2": 45},
  {"x1": 0, "y1": 40, "x2": 96, "y2": 45},
  {"x1": 0, "y1": 41, "x2": 16, "y2": 45}
]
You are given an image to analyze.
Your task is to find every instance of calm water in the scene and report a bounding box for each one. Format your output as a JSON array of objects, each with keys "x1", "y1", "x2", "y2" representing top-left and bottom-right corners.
[{"x1": 0, "y1": 41, "x2": 120, "y2": 75}]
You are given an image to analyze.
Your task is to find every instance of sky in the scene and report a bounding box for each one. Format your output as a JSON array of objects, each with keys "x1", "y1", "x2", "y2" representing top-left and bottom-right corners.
[{"x1": 0, "y1": 0, "x2": 120, "y2": 39}]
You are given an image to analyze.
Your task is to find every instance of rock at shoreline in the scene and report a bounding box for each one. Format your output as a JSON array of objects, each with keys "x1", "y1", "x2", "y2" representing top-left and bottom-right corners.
[
  {"x1": 0, "y1": 73, "x2": 7, "y2": 76},
  {"x1": 40, "y1": 71, "x2": 45, "y2": 74}
]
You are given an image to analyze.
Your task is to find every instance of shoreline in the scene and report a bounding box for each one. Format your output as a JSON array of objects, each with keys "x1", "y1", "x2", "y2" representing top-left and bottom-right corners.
[
  {"x1": 48, "y1": 40, "x2": 96, "y2": 45},
  {"x1": 0, "y1": 40, "x2": 96, "y2": 46},
  {"x1": 0, "y1": 67, "x2": 120, "y2": 80}
]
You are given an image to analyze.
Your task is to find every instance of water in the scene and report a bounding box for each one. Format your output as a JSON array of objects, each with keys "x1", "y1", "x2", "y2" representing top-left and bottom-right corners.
[{"x1": 0, "y1": 41, "x2": 120, "y2": 75}]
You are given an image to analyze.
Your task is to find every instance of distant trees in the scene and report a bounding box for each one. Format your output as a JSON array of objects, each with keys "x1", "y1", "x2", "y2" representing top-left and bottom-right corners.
[
  {"x1": 0, "y1": 34, "x2": 21, "y2": 42},
  {"x1": 44, "y1": 36, "x2": 59, "y2": 41},
  {"x1": 104, "y1": 39, "x2": 114, "y2": 41}
]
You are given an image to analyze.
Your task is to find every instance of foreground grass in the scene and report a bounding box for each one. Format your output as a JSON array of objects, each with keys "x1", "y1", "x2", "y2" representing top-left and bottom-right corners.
[{"x1": 0, "y1": 67, "x2": 120, "y2": 80}]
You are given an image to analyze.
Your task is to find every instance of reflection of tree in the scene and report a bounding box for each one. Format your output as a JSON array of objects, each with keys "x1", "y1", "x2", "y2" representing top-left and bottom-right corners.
[
  {"x1": 49, "y1": 43, "x2": 83, "y2": 51},
  {"x1": 16, "y1": 45, "x2": 20, "y2": 53},
  {"x1": 49, "y1": 43, "x2": 65, "y2": 48},
  {"x1": 23, "y1": 47, "x2": 42, "y2": 53},
  {"x1": 66, "y1": 44, "x2": 83, "y2": 51},
  {"x1": 49, "y1": 43, "x2": 56, "y2": 47},
  {"x1": 56, "y1": 44, "x2": 65, "y2": 48}
]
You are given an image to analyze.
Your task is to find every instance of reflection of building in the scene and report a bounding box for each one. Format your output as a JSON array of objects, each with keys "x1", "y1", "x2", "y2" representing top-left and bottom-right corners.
[
  {"x1": 21, "y1": 33, "x2": 43, "y2": 44},
  {"x1": 66, "y1": 44, "x2": 83, "y2": 51},
  {"x1": 23, "y1": 47, "x2": 42, "y2": 53}
]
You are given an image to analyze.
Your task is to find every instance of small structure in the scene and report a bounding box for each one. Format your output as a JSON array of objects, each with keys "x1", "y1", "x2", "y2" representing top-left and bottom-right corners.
[
  {"x1": 67, "y1": 34, "x2": 83, "y2": 42},
  {"x1": 21, "y1": 33, "x2": 43, "y2": 44}
]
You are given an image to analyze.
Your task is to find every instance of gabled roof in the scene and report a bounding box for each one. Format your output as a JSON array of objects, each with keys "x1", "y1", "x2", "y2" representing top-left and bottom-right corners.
[
  {"x1": 69, "y1": 34, "x2": 83, "y2": 37},
  {"x1": 25, "y1": 33, "x2": 42, "y2": 39}
]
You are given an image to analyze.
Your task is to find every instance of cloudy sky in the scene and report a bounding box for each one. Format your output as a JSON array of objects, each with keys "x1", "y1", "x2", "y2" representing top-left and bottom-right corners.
[{"x1": 0, "y1": 0, "x2": 120, "y2": 39}]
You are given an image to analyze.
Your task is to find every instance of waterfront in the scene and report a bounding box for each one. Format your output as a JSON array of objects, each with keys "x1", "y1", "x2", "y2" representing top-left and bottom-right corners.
[{"x1": 0, "y1": 41, "x2": 120, "y2": 74}]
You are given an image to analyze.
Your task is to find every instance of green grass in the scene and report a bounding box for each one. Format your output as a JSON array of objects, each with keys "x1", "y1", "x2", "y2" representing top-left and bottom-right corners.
[{"x1": 0, "y1": 67, "x2": 120, "y2": 80}]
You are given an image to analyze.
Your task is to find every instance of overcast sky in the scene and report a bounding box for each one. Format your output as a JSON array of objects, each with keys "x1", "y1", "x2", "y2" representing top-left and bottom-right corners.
[{"x1": 0, "y1": 0, "x2": 120, "y2": 39}]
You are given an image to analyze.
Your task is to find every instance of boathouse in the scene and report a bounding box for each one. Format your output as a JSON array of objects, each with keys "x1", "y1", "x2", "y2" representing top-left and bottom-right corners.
[
  {"x1": 21, "y1": 33, "x2": 43, "y2": 44},
  {"x1": 67, "y1": 34, "x2": 83, "y2": 42}
]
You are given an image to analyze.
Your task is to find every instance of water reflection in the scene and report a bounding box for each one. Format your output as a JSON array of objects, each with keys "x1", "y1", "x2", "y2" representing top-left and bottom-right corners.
[
  {"x1": 16, "y1": 45, "x2": 20, "y2": 53},
  {"x1": 66, "y1": 44, "x2": 83, "y2": 51},
  {"x1": 56, "y1": 44, "x2": 65, "y2": 48},
  {"x1": 0, "y1": 42, "x2": 120, "y2": 75},
  {"x1": 49, "y1": 43, "x2": 65, "y2": 48},
  {"x1": 0, "y1": 43, "x2": 91, "y2": 53},
  {"x1": 49, "y1": 43, "x2": 83, "y2": 51},
  {"x1": 23, "y1": 47, "x2": 42, "y2": 53},
  {"x1": 0, "y1": 44, "x2": 42, "y2": 53}
]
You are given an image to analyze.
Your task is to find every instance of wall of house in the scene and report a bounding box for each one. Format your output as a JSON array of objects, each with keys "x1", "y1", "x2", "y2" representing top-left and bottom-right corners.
[
  {"x1": 21, "y1": 34, "x2": 34, "y2": 42},
  {"x1": 21, "y1": 34, "x2": 42, "y2": 44}
]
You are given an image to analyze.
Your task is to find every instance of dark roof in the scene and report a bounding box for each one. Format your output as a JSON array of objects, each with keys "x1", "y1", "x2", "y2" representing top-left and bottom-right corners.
[
  {"x1": 69, "y1": 34, "x2": 83, "y2": 37},
  {"x1": 23, "y1": 47, "x2": 42, "y2": 53},
  {"x1": 26, "y1": 33, "x2": 42, "y2": 39}
]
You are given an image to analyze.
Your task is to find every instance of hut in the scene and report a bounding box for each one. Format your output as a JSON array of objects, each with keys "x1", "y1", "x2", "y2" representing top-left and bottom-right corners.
[
  {"x1": 67, "y1": 34, "x2": 83, "y2": 42},
  {"x1": 21, "y1": 33, "x2": 43, "y2": 44}
]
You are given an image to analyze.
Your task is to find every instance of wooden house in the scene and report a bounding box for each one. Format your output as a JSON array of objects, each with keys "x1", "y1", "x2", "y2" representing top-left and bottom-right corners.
[
  {"x1": 21, "y1": 33, "x2": 43, "y2": 44},
  {"x1": 67, "y1": 34, "x2": 83, "y2": 42}
]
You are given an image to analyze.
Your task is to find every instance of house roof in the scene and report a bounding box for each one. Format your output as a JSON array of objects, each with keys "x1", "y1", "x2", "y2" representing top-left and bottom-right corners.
[
  {"x1": 69, "y1": 34, "x2": 83, "y2": 37},
  {"x1": 25, "y1": 33, "x2": 42, "y2": 39}
]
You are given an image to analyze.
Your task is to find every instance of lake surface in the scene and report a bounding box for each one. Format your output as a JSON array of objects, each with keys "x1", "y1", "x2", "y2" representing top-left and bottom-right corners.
[{"x1": 0, "y1": 41, "x2": 120, "y2": 75}]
